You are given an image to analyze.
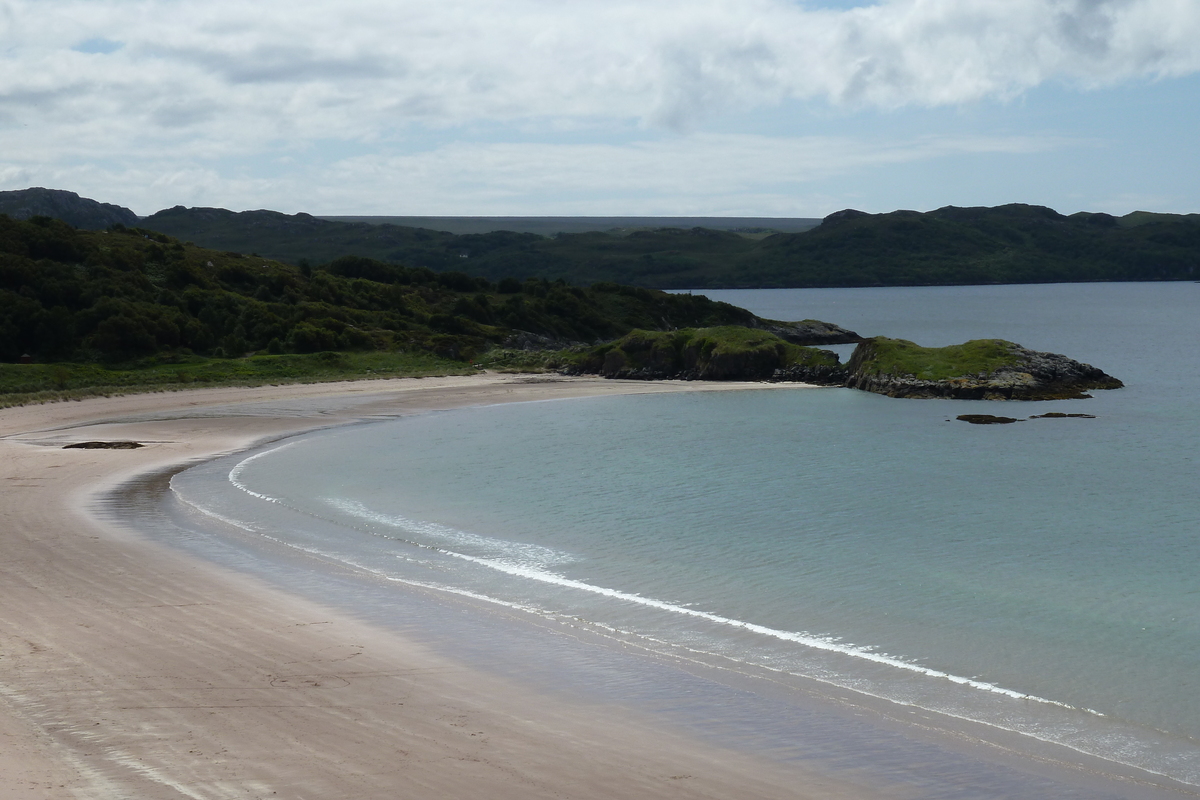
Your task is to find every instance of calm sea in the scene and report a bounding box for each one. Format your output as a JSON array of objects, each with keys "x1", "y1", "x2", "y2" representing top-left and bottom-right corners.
[{"x1": 168, "y1": 282, "x2": 1200, "y2": 786}]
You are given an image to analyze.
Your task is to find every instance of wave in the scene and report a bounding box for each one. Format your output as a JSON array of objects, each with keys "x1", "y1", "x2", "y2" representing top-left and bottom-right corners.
[
  {"x1": 192, "y1": 444, "x2": 1200, "y2": 787},
  {"x1": 326, "y1": 497, "x2": 575, "y2": 570},
  {"x1": 319, "y1": 492, "x2": 1074, "y2": 711}
]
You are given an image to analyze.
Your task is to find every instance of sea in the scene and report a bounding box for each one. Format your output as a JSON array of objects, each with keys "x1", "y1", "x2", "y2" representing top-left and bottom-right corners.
[{"x1": 157, "y1": 282, "x2": 1200, "y2": 791}]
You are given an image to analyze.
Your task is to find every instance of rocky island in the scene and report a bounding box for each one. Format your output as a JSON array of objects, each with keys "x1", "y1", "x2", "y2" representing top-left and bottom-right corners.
[
  {"x1": 843, "y1": 337, "x2": 1123, "y2": 400},
  {"x1": 567, "y1": 329, "x2": 1122, "y2": 400}
]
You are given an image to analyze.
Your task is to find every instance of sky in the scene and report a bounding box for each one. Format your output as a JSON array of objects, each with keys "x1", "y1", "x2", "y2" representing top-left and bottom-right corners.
[{"x1": 2, "y1": 0, "x2": 1199, "y2": 218}]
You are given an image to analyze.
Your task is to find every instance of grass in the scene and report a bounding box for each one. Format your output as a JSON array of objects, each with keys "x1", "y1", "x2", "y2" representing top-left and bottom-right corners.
[
  {"x1": 851, "y1": 338, "x2": 1021, "y2": 381},
  {"x1": 0, "y1": 351, "x2": 477, "y2": 409},
  {"x1": 473, "y1": 347, "x2": 583, "y2": 373}
]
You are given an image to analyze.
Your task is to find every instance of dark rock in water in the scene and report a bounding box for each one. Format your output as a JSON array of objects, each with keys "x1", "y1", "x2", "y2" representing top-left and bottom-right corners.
[
  {"x1": 1030, "y1": 412, "x2": 1096, "y2": 419},
  {"x1": 0, "y1": 188, "x2": 139, "y2": 230},
  {"x1": 63, "y1": 441, "x2": 144, "y2": 449},
  {"x1": 957, "y1": 414, "x2": 1022, "y2": 424}
]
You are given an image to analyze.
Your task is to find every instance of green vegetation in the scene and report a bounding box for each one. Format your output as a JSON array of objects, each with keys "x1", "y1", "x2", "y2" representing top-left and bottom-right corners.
[
  {"x1": 846, "y1": 338, "x2": 1021, "y2": 381},
  {"x1": 475, "y1": 348, "x2": 581, "y2": 373},
  {"x1": 0, "y1": 351, "x2": 474, "y2": 408},
  {"x1": 140, "y1": 203, "x2": 1200, "y2": 289},
  {"x1": 0, "y1": 215, "x2": 755, "y2": 365},
  {"x1": 572, "y1": 326, "x2": 842, "y2": 380},
  {"x1": 0, "y1": 214, "x2": 779, "y2": 402}
]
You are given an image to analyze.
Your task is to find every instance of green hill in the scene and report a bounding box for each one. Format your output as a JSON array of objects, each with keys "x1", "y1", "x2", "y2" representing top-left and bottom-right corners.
[
  {"x1": 141, "y1": 203, "x2": 1200, "y2": 288},
  {"x1": 0, "y1": 214, "x2": 800, "y2": 368}
]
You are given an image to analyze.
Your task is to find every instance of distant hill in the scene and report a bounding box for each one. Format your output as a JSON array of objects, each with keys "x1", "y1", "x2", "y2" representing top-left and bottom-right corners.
[
  {"x1": 317, "y1": 216, "x2": 822, "y2": 236},
  {"x1": 6, "y1": 189, "x2": 1196, "y2": 288},
  {"x1": 0, "y1": 187, "x2": 138, "y2": 230},
  {"x1": 142, "y1": 202, "x2": 1200, "y2": 288},
  {"x1": 728, "y1": 204, "x2": 1200, "y2": 286}
]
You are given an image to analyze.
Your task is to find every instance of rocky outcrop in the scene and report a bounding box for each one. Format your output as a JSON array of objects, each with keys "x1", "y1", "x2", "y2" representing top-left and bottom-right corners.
[
  {"x1": 753, "y1": 318, "x2": 863, "y2": 346},
  {"x1": 845, "y1": 338, "x2": 1123, "y2": 400},
  {"x1": 769, "y1": 362, "x2": 848, "y2": 385},
  {"x1": 0, "y1": 188, "x2": 139, "y2": 230},
  {"x1": 566, "y1": 327, "x2": 844, "y2": 382}
]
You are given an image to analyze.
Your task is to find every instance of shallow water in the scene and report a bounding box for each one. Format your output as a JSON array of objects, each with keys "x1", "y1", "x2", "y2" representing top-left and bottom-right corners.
[{"x1": 168, "y1": 282, "x2": 1200, "y2": 787}]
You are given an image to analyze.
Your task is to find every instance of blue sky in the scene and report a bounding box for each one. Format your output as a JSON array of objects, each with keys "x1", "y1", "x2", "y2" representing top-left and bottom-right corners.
[{"x1": 2, "y1": 0, "x2": 1198, "y2": 217}]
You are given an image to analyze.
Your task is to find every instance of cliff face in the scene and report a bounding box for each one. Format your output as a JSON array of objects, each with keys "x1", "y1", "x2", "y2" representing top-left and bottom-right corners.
[
  {"x1": 0, "y1": 188, "x2": 139, "y2": 230},
  {"x1": 843, "y1": 338, "x2": 1123, "y2": 400}
]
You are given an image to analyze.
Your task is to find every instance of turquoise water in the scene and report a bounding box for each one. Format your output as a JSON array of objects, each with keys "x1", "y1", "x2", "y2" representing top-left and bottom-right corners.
[{"x1": 171, "y1": 282, "x2": 1200, "y2": 786}]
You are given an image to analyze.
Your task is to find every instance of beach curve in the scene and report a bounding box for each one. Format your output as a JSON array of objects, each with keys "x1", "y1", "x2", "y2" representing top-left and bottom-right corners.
[
  {"x1": 0, "y1": 374, "x2": 859, "y2": 800},
  {"x1": 2, "y1": 373, "x2": 1197, "y2": 800}
]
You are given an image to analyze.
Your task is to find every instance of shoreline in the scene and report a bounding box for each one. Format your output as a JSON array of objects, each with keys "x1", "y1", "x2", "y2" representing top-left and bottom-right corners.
[{"x1": 1, "y1": 374, "x2": 1196, "y2": 799}]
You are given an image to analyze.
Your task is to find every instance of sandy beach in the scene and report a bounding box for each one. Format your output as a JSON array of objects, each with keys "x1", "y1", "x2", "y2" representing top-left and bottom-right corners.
[
  {"x1": 0, "y1": 374, "x2": 873, "y2": 800},
  {"x1": 2, "y1": 373, "x2": 1197, "y2": 800}
]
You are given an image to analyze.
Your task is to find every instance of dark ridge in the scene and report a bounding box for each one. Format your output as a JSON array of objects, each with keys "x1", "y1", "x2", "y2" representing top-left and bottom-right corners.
[
  {"x1": 0, "y1": 188, "x2": 139, "y2": 230},
  {"x1": 142, "y1": 202, "x2": 1200, "y2": 289}
]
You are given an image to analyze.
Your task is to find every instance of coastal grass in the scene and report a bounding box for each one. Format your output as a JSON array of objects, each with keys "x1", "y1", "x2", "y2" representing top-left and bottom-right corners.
[
  {"x1": 475, "y1": 347, "x2": 582, "y2": 373},
  {"x1": 853, "y1": 337, "x2": 1020, "y2": 381},
  {"x1": 0, "y1": 351, "x2": 476, "y2": 408}
]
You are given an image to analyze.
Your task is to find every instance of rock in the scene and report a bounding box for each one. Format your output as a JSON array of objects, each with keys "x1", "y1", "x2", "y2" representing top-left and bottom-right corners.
[
  {"x1": 0, "y1": 188, "x2": 139, "y2": 230},
  {"x1": 753, "y1": 318, "x2": 863, "y2": 346},
  {"x1": 957, "y1": 414, "x2": 1022, "y2": 424},
  {"x1": 769, "y1": 363, "x2": 848, "y2": 385},
  {"x1": 1030, "y1": 412, "x2": 1096, "y2": 419},
  {"x1": 63, "y1": 441, "x2": 144, "y2": 449}
]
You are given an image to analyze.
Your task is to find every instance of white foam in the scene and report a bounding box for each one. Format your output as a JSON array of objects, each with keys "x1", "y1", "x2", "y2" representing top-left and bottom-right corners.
[
  {"x1": 227, "y1": 443, "x2": 296, "y2": 503},
  {"x1": 225, "y1": 454, "x2": 1076, "y2": 712},
  {"x1": 327, "y1": 497, "x2": 575, "y2": 570},
  {"x1": 446, "y1": 551, "x2": 1079, "y2": 709}
]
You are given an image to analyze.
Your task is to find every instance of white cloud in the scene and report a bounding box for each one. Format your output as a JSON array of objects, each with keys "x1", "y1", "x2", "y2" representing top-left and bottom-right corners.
[
  {"x1": 0, "y1": 0, "x2": 1196, "y2": 213},
  {"x1": 2, "y1": 0, "x2": 1198, "y2": 149},
  {"x1": 0, "y1": 131, "x2": 1070, "y2": 215}
]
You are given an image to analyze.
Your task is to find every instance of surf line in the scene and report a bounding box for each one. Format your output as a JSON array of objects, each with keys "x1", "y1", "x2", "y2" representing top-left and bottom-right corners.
[
  {"x1": 226, "y1": 447, "x2": 1078, "y2": 713},
  {"x1": 447, "y1": 552, "x2": 1080, "y2": 711},
  {"x1": 227, "y1": 442, "x2": 298, "y2": 502}
]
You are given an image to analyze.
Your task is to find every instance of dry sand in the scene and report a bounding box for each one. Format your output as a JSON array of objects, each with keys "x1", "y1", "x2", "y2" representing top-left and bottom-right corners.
[
  {"x1": 0, "y1": 374, "x2": 875, "y2": 800},
  {"x1": 2, "y1": 374, "x2": 1196, "y2": 800}
]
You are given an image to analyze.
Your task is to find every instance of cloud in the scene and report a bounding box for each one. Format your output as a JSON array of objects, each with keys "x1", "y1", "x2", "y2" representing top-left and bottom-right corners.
[
  {"x1": 2, "y1": 0, "x2": 1197, "y2": 149},
  {"x1": 0, "y1": 0, "x2": 1195, "y2": 214},
  {"x1": 0, "y1": 131, "x2": 1070, "y2": 216}
]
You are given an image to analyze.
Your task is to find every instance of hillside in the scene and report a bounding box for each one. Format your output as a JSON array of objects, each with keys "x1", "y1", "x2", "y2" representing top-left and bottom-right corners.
[
  {"x1": 0, "y1": 214, "x2": 857, "y2": 368},
  {"x1": 140, "y1": 202, "x2": 1200, "y2": 288}
]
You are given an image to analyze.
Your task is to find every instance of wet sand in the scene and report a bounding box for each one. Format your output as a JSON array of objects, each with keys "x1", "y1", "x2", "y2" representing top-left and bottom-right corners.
[{"x1": 1, "y1": 374, "x2": 1196, "y2": 799}]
